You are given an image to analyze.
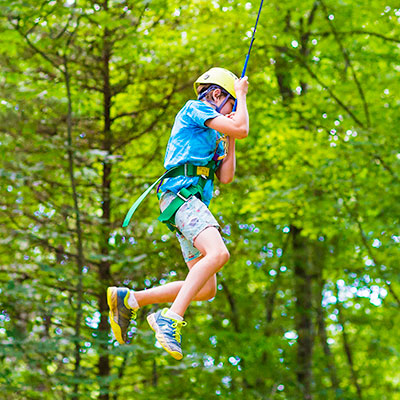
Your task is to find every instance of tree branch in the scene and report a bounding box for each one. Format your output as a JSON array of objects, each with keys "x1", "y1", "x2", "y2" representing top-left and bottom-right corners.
[
  {"x1": 313, "y1": 30, "x2": 400, "y2": 44},
  {"x1": 320, "y1": 0, "x2": 370, "y2": 127},
  {"x1": 9, "y1": 18, "x2": 64, "y2": 73}
]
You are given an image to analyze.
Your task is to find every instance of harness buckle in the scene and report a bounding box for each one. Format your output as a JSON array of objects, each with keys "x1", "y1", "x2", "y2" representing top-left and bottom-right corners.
[
  {"x1": 177, "y1": 191, "x2": 191, "y2": 202},
  {"x1": 196, "y1": 166, "x2": 210, "y2": 177}
]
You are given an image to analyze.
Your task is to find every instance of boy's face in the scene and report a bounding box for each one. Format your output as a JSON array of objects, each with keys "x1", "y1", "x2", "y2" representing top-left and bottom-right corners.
[{"x1": 218, "y1": 96, "x2": 235, "y2": 115}]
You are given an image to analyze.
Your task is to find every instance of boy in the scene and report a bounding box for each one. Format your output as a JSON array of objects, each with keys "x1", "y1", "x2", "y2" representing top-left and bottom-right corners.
[{"x1": 108, "y1": 67, "x2": 249, "y2": 360}]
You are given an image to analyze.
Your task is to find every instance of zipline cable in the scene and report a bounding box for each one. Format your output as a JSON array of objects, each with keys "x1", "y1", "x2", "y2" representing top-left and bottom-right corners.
[{"x1": 233, "y1": 0, "x2": 264, "y2": 111}]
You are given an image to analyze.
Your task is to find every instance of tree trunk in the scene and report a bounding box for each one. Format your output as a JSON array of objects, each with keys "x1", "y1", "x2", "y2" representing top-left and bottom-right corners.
[
  {"x1": 314, "y1": 248, "x2": 341, "y2": 398},
  {"x1": 97, "y1": 9, "x2": 112, "y2": 399},
  {"x1": 292, "y1": 226, "x2": 314, "y2": 400},
  {"x1": 336, "y1": 296, "x2": 363, "y2": 400},
  {"x1": 64, "y1": 57, "x2": 85, "y2": 399}
]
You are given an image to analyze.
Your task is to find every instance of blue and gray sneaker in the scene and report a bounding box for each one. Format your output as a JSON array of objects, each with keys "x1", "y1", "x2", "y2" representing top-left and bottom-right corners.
[
  {"x1": 147, "y1": 308, "x2": 187, "y2": 360},
  {"x1": 107, "y1": 287, "x2": 137, "y2": 344}
]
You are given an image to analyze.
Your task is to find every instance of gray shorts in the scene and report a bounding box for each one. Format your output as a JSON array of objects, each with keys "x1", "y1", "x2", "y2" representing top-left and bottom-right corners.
[{"x1": 159, "y1": 191, "x2": 220, "y2": 262}]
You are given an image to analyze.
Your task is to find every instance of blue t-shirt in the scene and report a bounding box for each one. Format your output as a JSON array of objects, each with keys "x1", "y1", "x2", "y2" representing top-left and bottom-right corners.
[{"x1": 160, "y1": 100, "x2": 225, "y2": 206}]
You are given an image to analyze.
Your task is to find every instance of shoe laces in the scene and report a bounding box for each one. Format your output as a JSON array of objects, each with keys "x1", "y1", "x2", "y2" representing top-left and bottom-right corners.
[
  {"x1": 129, "y1": 309, "x2": 137, "y2": 321},
  {"x1": 171, "y1": 320, "x2": 187, "y2": 343}
]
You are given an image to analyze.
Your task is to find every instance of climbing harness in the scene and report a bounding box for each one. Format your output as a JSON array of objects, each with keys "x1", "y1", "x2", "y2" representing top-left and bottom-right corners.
[
  {"x1": 122, "y1": 160, "x2": 219, "y2": 229},
  {"x1": 156, "y1": 160, "x2": 219, "y2": 232},
  {"x1": 122, "y1": 0, "x2": 264, "y2": 230}
]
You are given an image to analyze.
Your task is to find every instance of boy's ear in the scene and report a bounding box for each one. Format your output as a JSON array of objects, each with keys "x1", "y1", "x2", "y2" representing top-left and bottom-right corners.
[{"x1": 212, "y1": 88, "x2": 222, "y2": 101}]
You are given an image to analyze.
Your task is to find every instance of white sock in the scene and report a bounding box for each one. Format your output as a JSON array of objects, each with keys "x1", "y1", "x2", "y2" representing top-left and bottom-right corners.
[
  {"x1": 127, "y1": 290, "x2": 139, "y2": 309},
  {"x1": 165, "y1": 309, "x2": 183, "y2": 321}
]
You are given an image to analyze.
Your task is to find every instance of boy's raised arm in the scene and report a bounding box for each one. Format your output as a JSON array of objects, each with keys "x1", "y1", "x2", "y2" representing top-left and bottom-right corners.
[{"x1": 205, "y1": 77, "x2": 249, "y2": 139}]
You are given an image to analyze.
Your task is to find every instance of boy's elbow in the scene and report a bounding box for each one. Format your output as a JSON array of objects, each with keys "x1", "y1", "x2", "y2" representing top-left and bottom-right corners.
[
  {"x1": 220, "y1": 176, "x2": 234, "y2": 184},
  {"x1": 235, "y1": 126, "x2": 249, "y2": 139},
  {"x1": 240, "y1": 129, "x2": 249, "y2": 139},
  {"x1": 217, "y1": 171, "x2": 235, "y2": 184}
]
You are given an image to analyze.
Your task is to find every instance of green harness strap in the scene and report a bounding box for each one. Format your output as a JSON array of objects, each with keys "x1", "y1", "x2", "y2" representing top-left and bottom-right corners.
[
  {"x1": 122, "y1": 168, "x2": 172, "y2": 228},
  {"x1": 157, "y1": 171, "x2": 212, "y2": 232},
  {"x1": 122, "y1": 160, "x2": 217, "y2": 229}
]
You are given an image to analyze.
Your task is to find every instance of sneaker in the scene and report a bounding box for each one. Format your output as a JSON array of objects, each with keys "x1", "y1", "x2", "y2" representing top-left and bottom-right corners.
[
  {"x1": 107, "y1": 287, "x2": 137, "y2": 344},
  {"x1": 147, "y1": 308, "x2": 187, "y2": 360}
]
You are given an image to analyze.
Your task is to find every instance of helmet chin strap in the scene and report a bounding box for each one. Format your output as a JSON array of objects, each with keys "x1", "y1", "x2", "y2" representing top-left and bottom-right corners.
[{"x1": 215, "y1": 94, "x2": 232, "y2": 113}]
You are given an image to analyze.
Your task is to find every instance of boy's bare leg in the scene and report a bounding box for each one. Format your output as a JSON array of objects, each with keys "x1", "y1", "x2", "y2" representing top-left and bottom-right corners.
[
  {"x1": 134, "y1": 256, "x2": 217, "y2": 306},
  {"x1": 108, "y1": 256, "x2": 215, "y2": 345},
  {"x1": 169, "y1": 227, "x2": 229, "y2": 317}
]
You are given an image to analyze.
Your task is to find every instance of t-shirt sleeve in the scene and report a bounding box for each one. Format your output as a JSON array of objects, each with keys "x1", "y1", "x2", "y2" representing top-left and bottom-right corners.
[{"x1": 187, "y1": 101, "x2": 220, "y2": 128}]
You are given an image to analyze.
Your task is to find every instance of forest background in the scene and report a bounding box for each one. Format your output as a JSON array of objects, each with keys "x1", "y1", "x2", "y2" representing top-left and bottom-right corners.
[{"x1": 1, "y1": 0, "x2": 399, "y2": 399}]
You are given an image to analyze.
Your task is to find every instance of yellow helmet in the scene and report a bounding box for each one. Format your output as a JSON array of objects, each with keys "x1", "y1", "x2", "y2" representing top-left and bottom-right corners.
[{"x1": 194, "y1": 67, "x2": 238, "y2": 99}]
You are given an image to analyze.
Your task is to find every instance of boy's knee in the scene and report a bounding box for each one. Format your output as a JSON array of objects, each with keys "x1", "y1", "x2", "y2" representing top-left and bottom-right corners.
[
  {"x1": 205, "y1": 285, "x2": 217, "y2": 300},
  {"x1": 221, "y1": 248, "x2": 230, "y2": 265},
  {"x1": 214, "y1": 247, "x2": 230, "y2": 267},
  {"x1": 200, "y1": 288, "x2": 217, "y2": 301},
  {"x1": 198, "y1": 281, "x2": 217, "y2": 301}
]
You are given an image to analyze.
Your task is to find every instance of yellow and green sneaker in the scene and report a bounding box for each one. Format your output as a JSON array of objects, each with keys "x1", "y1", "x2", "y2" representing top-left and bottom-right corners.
[
  {"x1": 107, "y1": 287, "x2": 137, "y2": 344},
  {"x1": 147, "y1": 308, "x2": 187, "y2": 360}
]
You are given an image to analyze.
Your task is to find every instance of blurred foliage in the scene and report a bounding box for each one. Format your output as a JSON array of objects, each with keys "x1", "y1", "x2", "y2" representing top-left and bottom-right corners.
[{"x1": 0, "y1": 0, "x2": 399, "y2": 399}]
